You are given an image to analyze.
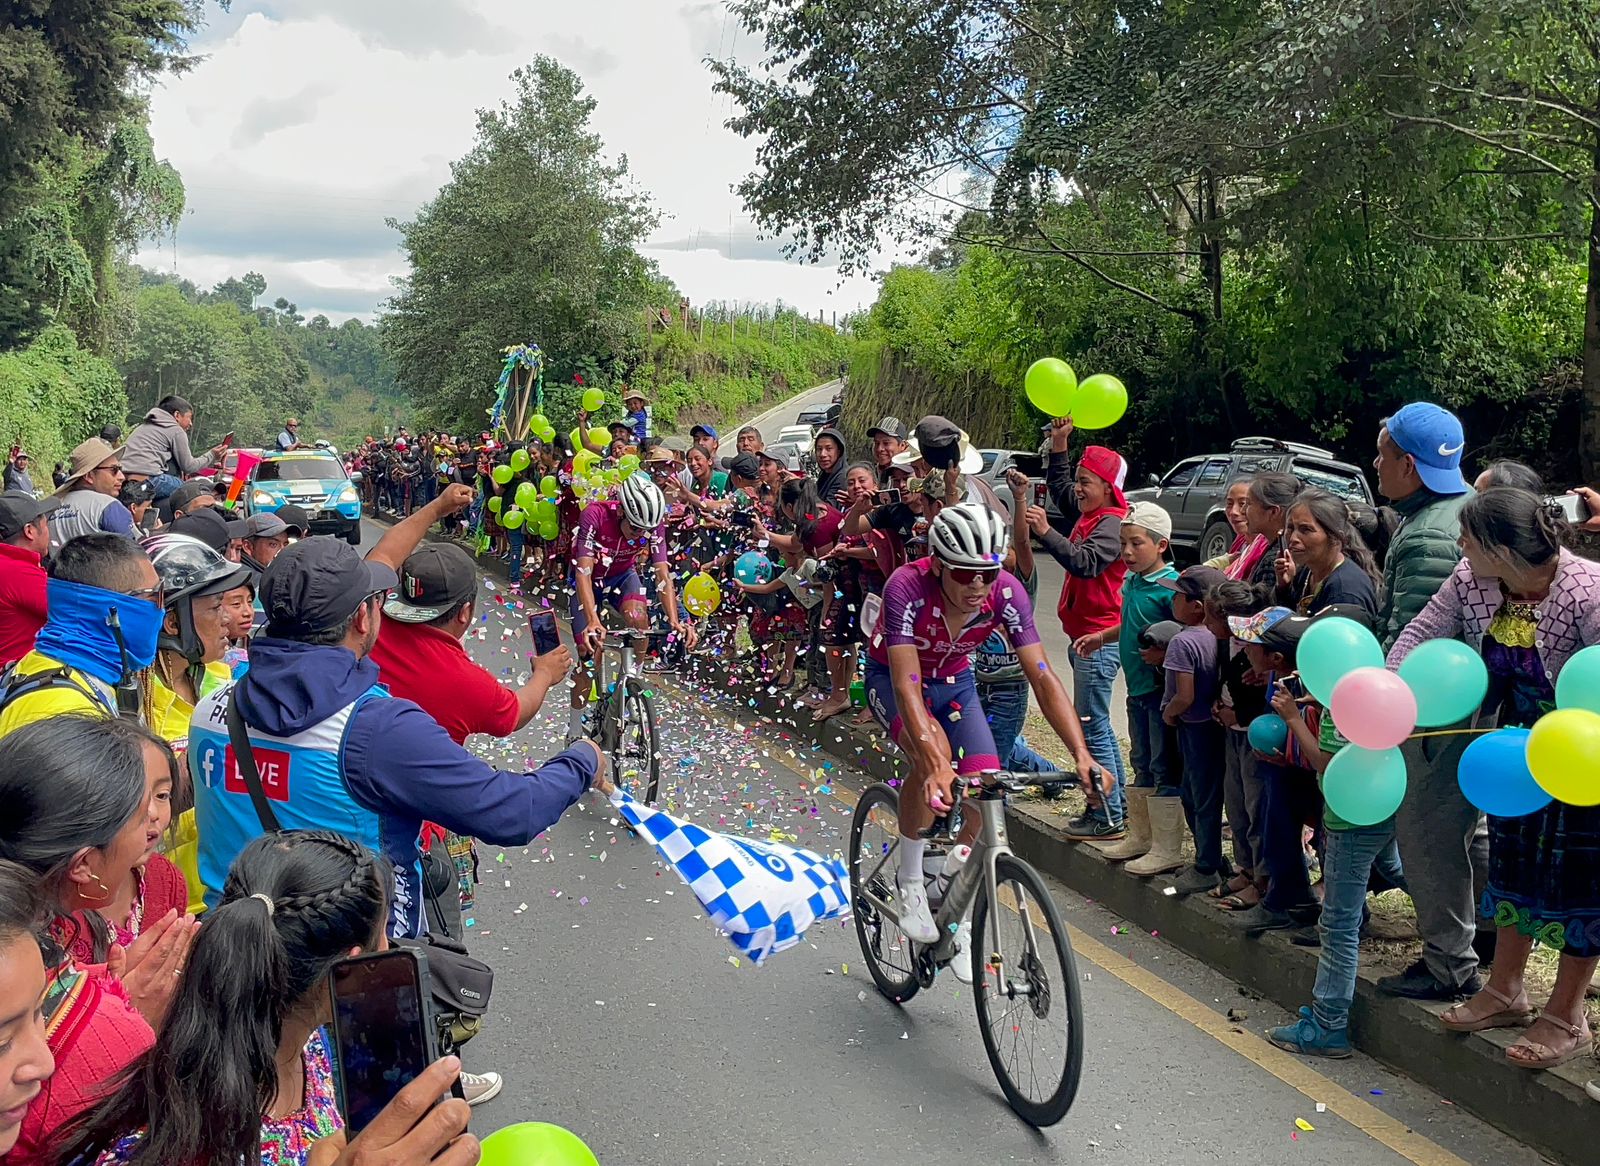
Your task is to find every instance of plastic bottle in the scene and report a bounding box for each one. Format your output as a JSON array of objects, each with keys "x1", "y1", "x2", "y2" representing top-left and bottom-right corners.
[{"x1": 926, "y1": 844, "x2": 971, "y2": 906}]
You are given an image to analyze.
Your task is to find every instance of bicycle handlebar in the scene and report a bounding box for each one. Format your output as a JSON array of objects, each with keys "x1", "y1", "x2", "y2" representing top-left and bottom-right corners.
[{"x1": 918, "y1": 767, "x2": 1097, "y2": 838}]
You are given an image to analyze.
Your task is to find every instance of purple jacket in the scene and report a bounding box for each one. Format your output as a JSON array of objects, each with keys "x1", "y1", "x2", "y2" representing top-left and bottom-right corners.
[{"x1": 1386, "y1": 549, "x2": 1600, "y2": 684}]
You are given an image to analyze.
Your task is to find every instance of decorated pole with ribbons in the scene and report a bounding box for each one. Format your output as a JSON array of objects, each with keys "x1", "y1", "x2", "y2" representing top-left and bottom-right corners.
[{"x1": 492, "y1": 342, "x2": 546, "y2": 442}]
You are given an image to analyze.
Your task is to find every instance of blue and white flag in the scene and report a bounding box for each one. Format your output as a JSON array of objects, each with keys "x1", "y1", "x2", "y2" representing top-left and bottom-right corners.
[{"x1": 610, "y1": 790, "x2": 851, "y2": 965}]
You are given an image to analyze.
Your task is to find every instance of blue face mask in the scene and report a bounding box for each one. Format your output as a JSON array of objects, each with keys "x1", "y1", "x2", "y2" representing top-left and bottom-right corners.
[{"x1": 34, "y1": 577, "x2": 164, "y2": 685}]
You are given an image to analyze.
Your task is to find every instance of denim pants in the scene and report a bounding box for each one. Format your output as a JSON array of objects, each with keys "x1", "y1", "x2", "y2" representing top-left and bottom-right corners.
[
  {"x1": 507, "y1": 526, "x2": 525, "y2": 585},
  {"x1": 977, "y1": 680, "x2": 1053, "y2": 774},
  {"x1": 1126, "y1": 690, "x2": 1178, "y2": 795},
  {"x1": 1258, "y1": 761, "x2": 1324, "y2": 914},
  {"x1": 1071, "y1": 643, "x2": 1126, "y2": 821},
  {"x1": 1313, "y1": 821, "x2": 1404, "y2": 1032},
  {"x1": 1223, "y1": 729, "x2": 1264, "y2": 873},
  {"x1": 146, "y1": 472, "x2": 183, "y2": 502},
  {"x1": 1177, "y1": 719, "x2": 1227, "y2": 875}
]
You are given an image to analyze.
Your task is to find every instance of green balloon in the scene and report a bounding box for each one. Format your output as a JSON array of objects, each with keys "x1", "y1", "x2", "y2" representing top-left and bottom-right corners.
[
  {"x1": 515, "y1": 481, "x2": 538, "y2": 511},
  {"x1": 581, "y1": 387, "x2": 605, "y2": 413},
  {"x1": 618, "y1": 454, "x2": 640, "y2": 472},
  {"x1": 491, "y1": 464, "x2": 513, "y2": 485},
  {"x1": 509, "y1": 448, "x2": 531, "y2": 473},
  {"x1": 1024, "y1": 357, "x2": 1077, "y2": 416},
  {"x1": 501, "y1": 507, "x2": 525, "y2": 530},
  {"x1": 529, "y1": 412, "x2": 550, "y2": 432},
  {"x1": 1297, "y1": 616, "x2": 1384, "y2": 704},
  {"x1": 479, "y1": 1122, "x2": 599, "y2": 1166},
  {"x1": 1071, "y1": 373, "x2": 1128, "y2": 429},
  {"x1": 1398, "y1": 638, "x2": 1489, "y2": 726},
  {"x1": 540, "y1": 474, "x2": 559, "y2": 497},
  {"x1": 538, "y1": 424, "x2": 557, "y2": 443},
  {"x1": 486, "y1": 496, "x2": 502, "y2": 514},
  {"x1": 1555, "y1": 644, "x2": 1600, "y2": 715},
  {"x1": 539, "y1": 519, "x2": 560, "y2": 541},
  {"x1": 1321, "y1": 745, "x2": 1407, "y2": 826}
]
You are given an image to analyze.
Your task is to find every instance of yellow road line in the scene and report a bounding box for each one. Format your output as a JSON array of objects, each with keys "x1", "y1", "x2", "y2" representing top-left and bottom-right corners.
[{"x1": 827, "y1": 780, "x2": 1467, "y2": 1166}]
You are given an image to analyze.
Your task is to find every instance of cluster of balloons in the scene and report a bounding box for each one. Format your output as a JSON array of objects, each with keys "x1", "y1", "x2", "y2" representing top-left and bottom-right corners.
[
  {"x1": 528, "y1": 412, "x2": 557, "y2": 446},
  {"x1": 1245, "y1": 618, "x2": 1492, "y2": 826},
  {"x1": 1459, "y1": 645, "x2": 1600, "y2": 815},
  {"x1": 683, "y1": 571, "x2": 722, "y2": 617},
  {"x1": 479, "y1": 1121, "x2": 599, "y2": 1166},
  {"x1": 1023, "y1": 359, "x2": 1129, "y2": 430}
]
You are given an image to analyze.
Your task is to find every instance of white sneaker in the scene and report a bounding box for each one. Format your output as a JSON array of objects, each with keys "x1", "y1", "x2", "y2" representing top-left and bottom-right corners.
[
  {"x1": 459, "y1": 1069, "x2": 503, "y2": 1106},
  {"x1": 951, "y1": 919, "x2": 975, "y2": 985},
  {"x1": 896, "y1": 877, "x2": 939, "y2": 945}
]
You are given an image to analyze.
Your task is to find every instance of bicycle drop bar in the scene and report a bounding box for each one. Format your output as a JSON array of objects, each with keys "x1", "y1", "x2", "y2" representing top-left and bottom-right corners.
[{"x1": 918, "y1": 769, "x2": 1090, "y2": 838}]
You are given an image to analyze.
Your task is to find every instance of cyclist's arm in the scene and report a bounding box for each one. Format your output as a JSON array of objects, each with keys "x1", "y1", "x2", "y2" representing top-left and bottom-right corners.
[
  {"x1": 887, "y1": 644, "x2": 949, "y2": 775},
  {"x1": 573, "y1": 557, "x2": 603, "y2": 632},
  {"x1": 654, "y1": 560, "x2": 684, "y2": 628},
  {"x1": 1015, "y1": 642, "x2": 1099, "y2": 777}
]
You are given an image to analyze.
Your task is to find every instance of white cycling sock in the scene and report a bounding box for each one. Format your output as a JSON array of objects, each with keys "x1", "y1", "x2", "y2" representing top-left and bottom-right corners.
[
  {"x1": 897, "y1": 837, "x2": 926, "y2": 887},
  {"x1": 567, "y1": 703, "x2": 586, "y2": 738}
]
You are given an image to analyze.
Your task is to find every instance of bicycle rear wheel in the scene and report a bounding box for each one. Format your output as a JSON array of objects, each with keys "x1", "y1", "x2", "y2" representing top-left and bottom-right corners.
[
  {"x1": 613, "y1": 679, "x2": 661, "y2": 804},
  {"x1": 847, "y1": 783, "x2": 920, "y2": 1004},
  {"x1": 970, "y1": 853, "x2": 1084, "y2": 1128}
]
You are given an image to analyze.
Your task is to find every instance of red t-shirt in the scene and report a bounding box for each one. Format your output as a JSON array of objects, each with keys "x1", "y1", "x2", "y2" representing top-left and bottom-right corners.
[
  {"x1": 0, "y1": 542, "x2": 48, "y2": 667},
  {"x1": 368, "y1": 619, "x2": 520, "y2": 745}
]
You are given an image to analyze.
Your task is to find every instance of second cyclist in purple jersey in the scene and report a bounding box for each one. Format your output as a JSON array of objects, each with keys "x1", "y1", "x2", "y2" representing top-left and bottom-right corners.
[{"x1": 866, "y1": 502, "x2": 1116, "y2": 974}]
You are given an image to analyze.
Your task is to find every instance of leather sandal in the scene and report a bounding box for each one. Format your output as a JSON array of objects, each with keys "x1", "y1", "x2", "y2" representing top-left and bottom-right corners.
[
  {"x1": 1209, "y1": 873, "x2": 1253, "y2": 899},
  {"x1": 1506, "y1": 1015, "x2": 1592, "y2": 1070},
  {"x1": 1214, "y1": 886, "x2": 1262, "y2": 911},
  {"x1": 1440, "y1": 984, "x2": 1536, "y2": 1033}
]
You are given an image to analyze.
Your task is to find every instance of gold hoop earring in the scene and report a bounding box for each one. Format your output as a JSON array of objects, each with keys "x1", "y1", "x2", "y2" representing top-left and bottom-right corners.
[{"x1": 79, "y1": 869, "x2": 113, "y2": 907}]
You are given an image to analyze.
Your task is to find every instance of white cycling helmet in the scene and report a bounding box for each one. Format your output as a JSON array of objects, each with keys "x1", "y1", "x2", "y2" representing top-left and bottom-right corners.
[
  {"x1": 928, "y1": 502, "x2": 1006, "y2": 569},
  {"x1": 618, "y1": 473, "x2": 666, "y2": 529}
]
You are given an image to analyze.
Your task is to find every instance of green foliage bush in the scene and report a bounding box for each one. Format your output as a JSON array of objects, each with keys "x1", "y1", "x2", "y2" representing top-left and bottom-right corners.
[{"x1": 0, "y1": 324, "x2": 126, "y2": 468}]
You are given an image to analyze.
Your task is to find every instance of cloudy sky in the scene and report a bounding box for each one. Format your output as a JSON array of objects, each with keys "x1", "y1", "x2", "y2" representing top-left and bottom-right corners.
[{"x1": 136, "y1": 1, "x2": 885, "y2": 321}]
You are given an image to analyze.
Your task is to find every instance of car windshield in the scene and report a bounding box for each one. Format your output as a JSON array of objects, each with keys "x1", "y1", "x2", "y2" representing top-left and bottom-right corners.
[
  {"x1": 980, "y1": 452, "x2": 999, "y2": 473},
  {"x1": 1295, "y1": 461, "x2": 1368, "y2": 501},
  {"x1": 256, "y1": 457, "x2": 343, "y2": 483}
]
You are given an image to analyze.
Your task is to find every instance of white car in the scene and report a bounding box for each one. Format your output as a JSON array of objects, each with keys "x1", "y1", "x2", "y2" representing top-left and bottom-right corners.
[{"x1": 776, "y1": 424, "x2": 814, "y2": 453}]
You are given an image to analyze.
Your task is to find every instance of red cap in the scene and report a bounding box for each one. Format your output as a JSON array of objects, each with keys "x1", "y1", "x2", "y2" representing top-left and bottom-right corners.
[{"x1": 1078, "y1": 445, "x2": 1128, "y2": 508}]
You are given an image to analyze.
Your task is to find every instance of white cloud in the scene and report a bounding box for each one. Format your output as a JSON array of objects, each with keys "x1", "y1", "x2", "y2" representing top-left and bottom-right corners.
[{"x1": 136, "y1": 2, "x2": 890, "y2": 322}]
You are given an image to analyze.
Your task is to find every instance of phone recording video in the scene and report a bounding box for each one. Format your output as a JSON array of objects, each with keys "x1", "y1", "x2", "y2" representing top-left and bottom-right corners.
[
  {"x1": 874, "y1": 488, "x2": 903, "y2": 506},
  {"x1": 329, "y1": 948, "x2": 440, "y2": 1135},
  {"x1": 1552, "y1": 493, "x2": 1593, "y2": 524},
  {"x1": 727, "y1": 511, "x2": 757, "y2": 529}
]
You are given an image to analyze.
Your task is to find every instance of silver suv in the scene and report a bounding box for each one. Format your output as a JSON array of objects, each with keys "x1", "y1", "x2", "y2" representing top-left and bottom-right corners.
[{"x1": 1123, "y1": 437, "x2": 1374, "y2": 562}]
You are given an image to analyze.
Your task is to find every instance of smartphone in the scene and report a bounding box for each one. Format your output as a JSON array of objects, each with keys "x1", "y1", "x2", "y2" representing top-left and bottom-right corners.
[
  {"x1": 528, "y1": 609, "x2": 561, "y2": 656},
  {"x1": 328, "y1": 948, "x2": 440, "y2": 1135},
  {"x1": 221, "y1": 432, "x2": 235, "y2": 447},
  {"x1": 727, "y1": 511, "x2": 757, "y2": 529},
  {"x1": 1553, "y1": 493, "x2": 1592, "y2": 523},
  {"x1": 874, "y1": 488, "x2": 903, "y2": 506}
]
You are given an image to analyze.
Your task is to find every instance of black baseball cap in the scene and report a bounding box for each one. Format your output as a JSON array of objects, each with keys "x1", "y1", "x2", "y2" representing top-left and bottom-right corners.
[
  {"x1": 169, "y1": 508, "x2": 245, "y2": 553},
  {"x1": 725, "y1": 452, "x2": 761, "y2": 482},
  {"x1": 1161, "y1": 564, "x2": 1227, "y2": 600},
  {"x1": 0, "y1": 491, "x2": 60, "y2": 539},
  {"x1": 608, "y1": 420, "x2": 633, "y2": 435},
  {"x1": 383, "y1": 543, "x2": 477, "y2": 623},
  {"x1": 1138, "y1": 620, "x2": 1184, "y2": 649},
  {"x1": 168, "y1": 480, "x2": 216, "y2": 514},
  {"x1": 275, "y1": 503, "x2": 311, "y2": 537},
  {"x1": 260, "y1": 538, "x2": 398, "y2": 636}
]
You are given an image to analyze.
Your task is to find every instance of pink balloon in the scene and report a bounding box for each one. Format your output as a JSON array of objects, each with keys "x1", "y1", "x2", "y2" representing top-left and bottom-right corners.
[{"x1": 1330, "y1": 667, "x2": 1418, "y2": 750}]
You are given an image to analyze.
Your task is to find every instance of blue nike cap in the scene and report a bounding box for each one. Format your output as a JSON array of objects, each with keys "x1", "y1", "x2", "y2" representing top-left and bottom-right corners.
[{"x1": 1384, "y1": 402, "x2": 1469, "y2": 496}]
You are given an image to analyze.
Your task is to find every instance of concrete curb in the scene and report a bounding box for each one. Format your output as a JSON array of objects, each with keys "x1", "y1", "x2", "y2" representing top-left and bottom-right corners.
[{"x1": 372, "y1": 511, "x2": 1597, "y2": 1162}]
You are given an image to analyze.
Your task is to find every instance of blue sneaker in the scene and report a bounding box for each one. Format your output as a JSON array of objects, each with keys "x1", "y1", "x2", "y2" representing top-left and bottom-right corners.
[{"x1": 1268, "y1": 1006, "x2": 1352, "y2": 1058}]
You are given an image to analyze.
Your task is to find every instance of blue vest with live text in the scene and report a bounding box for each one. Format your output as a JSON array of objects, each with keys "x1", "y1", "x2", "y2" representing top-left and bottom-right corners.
[{"x1": 189, "y1": 680, "x2": 415, "y2": 930}]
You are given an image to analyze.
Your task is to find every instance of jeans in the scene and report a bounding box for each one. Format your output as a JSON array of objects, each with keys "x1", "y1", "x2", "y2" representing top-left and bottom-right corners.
[
  {"x1": 1177, "y1": 719, "x2": 1227, "y2": 875},
  {"x1": 977, "y1": 680, "x2": 1054, "y2": 774},
  {"x1": 507, "y1": 526, "x2": 525, "y2": 585},
  {"x1": 1223, "y1": 729, "x2": 1265, "y2": 873},
  {"x1": 1126, "y1": 690, "x2": 1178, "y2": 795},
  {"x1": 1313, "y1": 822, "x2": 1404, "y2": 1031},
  {"x1": 1259, "y1": 761, "x2": 1324, "y2": 914},
  {"x1": 1070, "y1": 643, "x2": 1126, "y2": 822},
  {"x1": 146, "y1": 472, "x2": 183, "y2": 502}
]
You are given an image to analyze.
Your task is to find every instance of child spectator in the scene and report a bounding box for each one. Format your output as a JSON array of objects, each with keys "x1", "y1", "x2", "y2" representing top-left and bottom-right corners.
[
  {"x1": 1205, "y1": 579, "x2": 1271, "y2": 911},
  {"x1": 1079, "y1": 501, "x2": 1180, "y2": 864}
]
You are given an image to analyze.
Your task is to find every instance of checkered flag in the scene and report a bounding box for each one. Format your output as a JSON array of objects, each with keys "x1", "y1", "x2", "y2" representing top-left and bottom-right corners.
[{"x1": 611, "y1": 790, "x2": 851, "y2": 965}]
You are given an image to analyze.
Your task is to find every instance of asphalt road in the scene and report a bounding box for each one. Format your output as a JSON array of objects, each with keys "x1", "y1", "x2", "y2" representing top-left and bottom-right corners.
[{"x1": 353, "y1": 507, "x2": 1541, "y2": 1166}]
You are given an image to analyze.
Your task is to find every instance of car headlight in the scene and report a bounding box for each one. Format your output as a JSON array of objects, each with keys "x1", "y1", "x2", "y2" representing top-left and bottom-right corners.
[
  {"x1": 252, "y1": 490, "x2": 274, "y2": 507},
  {"x1": 338, "y1": 486, "x2": 359, "y2": 504}
]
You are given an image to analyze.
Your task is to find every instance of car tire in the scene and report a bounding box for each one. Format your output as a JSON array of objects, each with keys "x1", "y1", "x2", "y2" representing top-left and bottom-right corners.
[
  {"x1": 1199, "y1": 519, "x2": 1233, "y2": 563},
  {"x1": 345, "y1": 526, "x2": 362, "y2": 547}
]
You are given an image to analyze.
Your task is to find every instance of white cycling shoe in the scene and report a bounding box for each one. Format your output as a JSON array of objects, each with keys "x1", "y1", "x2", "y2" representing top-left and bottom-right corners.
[
  {"x1": 951, "y1": 920, "x2": 975, "y2": 985},
  {"x1": 896, "y1": 877, "x2": 940, "y2": 945}
]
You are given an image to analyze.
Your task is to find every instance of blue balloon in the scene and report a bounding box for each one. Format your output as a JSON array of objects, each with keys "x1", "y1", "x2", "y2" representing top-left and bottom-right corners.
[
  {"x1": 1457, "y1": 728, "x2": 1552, "y2": 817},
  {"x1": 1247, "y1": 713, "x2": 1289, "y2": 755},
  {"x1": 734, "y1": 550, "x2": 773, "y2": 586}
]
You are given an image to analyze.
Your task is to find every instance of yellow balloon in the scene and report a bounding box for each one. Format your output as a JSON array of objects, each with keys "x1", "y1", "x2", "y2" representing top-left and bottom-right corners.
[
  {"x1": 1526, "y1": 708, "x2": 1600, "y2": 806},
  {"x1": 682, "y1": 571, "x2": 722, "y2": 617}
]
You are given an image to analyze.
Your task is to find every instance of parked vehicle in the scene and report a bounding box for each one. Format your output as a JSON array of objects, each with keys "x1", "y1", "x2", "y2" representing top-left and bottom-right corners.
[
  {"x1": 1124, "y1": 436, "x2": 1374, "y2": 562},
  {"x1": 244, "y1": 450, "x2": 364, "y2": 544},
  {"x1": 776, "y1": 424, "x2": 815, "y2": 454},
  {"x1": 975, "y1": 449, "x2": 1059, "y2": 526},
  {"x1": 796, "y1": 401, "x2": 843, "y2": 431}
]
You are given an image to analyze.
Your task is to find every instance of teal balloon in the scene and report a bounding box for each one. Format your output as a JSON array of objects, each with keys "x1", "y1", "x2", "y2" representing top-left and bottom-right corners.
[
  {"x1": 1246, "y1": 713, "x2": 1289, "y2": 755},
  {"x1": 479, "y1": 1122, "x2": 599, "y2": 1166},
  {"x1": 734, "y1": 550, "x2": 773, "y2": 586},
  {"x1": 1297, "y1": 616, "x2": 1384, "y2": 704},
  {"x1": 1398, "y1": 639, "x2": 1489, "y2": 726},
  {"x1": 1555, "y1": 643, "x2": 1600, "y2": 715},
  {"x1": 1322, "y1": 745, "x2": 1406, "y2": 826},
  {"x1": 1457, "y1": 728, "x2": 1551, "y2": 817}
]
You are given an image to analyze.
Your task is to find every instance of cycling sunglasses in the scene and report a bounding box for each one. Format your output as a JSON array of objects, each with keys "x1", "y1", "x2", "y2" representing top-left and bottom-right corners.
[{"x1": 945, "y1": 564, "x2": 1000, "y2": 585}]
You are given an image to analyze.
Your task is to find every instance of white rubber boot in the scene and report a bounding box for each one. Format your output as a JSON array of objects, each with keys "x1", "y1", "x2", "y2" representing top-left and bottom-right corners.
[
  {"x1": 1094, "y1": 786, "x2": 1152, "y2": 861},
  {"x1": 1125, "y1": 795, "x2": 1187, "y2": 877}
]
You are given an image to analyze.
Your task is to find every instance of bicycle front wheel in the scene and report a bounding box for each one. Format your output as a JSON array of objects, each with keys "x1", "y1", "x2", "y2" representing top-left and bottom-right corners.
[
  {"x1": 847, "y1": 783, "x2": 920, "y2": 1004},
  {"x1": 970, "y1": 853, "x2": 1084, "y2": 1127},
  {"x1": 614, "y1": 679, "x2": 661, "y2": 805}
]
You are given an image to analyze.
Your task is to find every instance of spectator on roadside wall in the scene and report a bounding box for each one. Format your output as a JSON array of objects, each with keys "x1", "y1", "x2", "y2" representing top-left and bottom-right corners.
[
  {"x1": 6, "y1": 449, "x2": 36, "y2": 495},
  {"x1": 121, "y1": 397, "x2": 224, "y2": 503}
]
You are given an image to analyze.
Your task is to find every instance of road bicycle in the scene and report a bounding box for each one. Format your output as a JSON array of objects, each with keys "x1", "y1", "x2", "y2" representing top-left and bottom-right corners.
[
  {"x1": 848, "y1": 770, "x2": 1085, "y2": 1127},
  {"x1": 585, "y1": 619, "x2": 672, "y2": 805}
]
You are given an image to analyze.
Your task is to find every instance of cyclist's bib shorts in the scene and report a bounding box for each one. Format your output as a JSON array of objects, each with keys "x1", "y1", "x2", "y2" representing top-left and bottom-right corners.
[
  {"x1": 570, "y1": 569, "x2": 646, "y2": 643},
  {"x1": 863, "y1": 658, "x2": 1001, "y2": 774}
]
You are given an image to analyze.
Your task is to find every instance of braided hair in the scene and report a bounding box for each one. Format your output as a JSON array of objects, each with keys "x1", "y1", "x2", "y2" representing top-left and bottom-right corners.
[{"x1": 58, "y1": 831, "x2": 389, "y2": 1166}]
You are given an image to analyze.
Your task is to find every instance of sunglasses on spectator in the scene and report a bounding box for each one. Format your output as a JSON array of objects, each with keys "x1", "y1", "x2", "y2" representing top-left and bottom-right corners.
[
  {"x1": 944, "y1": 565, "x2": 1000, "y2": 585},
  {"x1": 124, "y1": 584, "x2": 165, "y2": 606}
]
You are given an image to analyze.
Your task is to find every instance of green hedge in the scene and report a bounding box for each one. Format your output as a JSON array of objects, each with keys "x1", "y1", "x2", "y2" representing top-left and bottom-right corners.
[{"x1": 0, "y1": 325, "x2": 127, "y2": 472}]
